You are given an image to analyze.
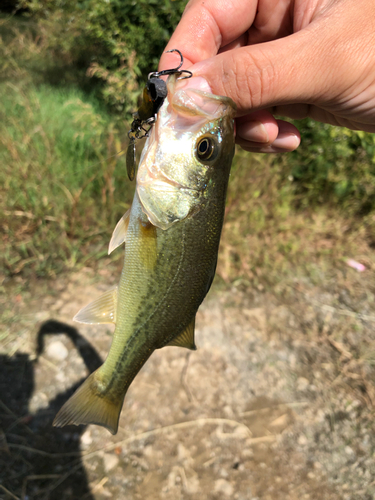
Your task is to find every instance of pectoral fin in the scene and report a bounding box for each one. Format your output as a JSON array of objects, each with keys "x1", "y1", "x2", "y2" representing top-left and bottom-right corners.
[
  {"x1": 74, "y1": 285, "x2": 118, "y2": 324},
  {"x1": 108, "y1": 208, "x2": 131, "y2": 255},
  {"x1": 167, "y1": 317, "x2": 197, "y2": 350},
  {"x1": 139, "y1": 220, "x2": 158, "y2": 270}
]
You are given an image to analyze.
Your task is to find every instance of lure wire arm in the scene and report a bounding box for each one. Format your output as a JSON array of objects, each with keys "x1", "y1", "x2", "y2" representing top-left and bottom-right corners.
[{"x1": 126, "y1": 49, "x2": 192, "y2": 181}]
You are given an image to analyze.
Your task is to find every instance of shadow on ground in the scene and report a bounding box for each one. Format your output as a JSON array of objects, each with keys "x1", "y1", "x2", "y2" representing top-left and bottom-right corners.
[{"x1": 0, "y1": 320, "x2": 102, "y2": 500}]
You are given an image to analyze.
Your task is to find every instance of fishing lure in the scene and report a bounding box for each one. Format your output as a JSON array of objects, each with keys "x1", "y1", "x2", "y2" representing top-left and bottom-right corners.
[{"x1": 126, "y1": 49, "x2": 192, "y2": 181}]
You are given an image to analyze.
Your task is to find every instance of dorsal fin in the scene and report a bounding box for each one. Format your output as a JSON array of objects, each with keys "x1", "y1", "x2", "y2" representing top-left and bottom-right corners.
[
  {"x1": 167, "y1": 317, "x2": 196, "y2": 350},
  {"x1": 73, "y1": 285, "x2": 118, "y2": 324},
  {"x1": 108, "y1": 208, "x2": 131, "y2": 255}
]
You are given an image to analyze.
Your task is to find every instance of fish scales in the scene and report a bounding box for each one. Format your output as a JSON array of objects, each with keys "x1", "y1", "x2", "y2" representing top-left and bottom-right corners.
[{"x1": 54, "y1": 75, "x2": 236, "y2": 434}]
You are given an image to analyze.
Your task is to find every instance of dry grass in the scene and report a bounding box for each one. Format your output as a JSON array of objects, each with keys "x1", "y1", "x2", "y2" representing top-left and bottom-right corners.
[
  {"x1": 217, "y1": 149, "x2": 375, "y2": 287},
  {"x1": 0, "y1": 80, "x2": 133, "y2": 278}
]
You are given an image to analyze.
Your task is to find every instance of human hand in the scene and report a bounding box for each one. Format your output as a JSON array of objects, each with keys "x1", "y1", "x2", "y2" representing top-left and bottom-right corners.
[{"x1": 159, "y1": 0, "x2": 375, "y2": 153}]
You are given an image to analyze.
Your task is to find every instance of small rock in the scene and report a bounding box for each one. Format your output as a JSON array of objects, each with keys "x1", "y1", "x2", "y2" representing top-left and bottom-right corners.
[
  {"x1": 223, "y1": 405, "x2": 234, "y2": 417},
  {"x1": 297, "y1": 377, "x2": 309, "y2": 391},
  {"x1": 298, "y1": 434, "x2": 308, "y2": 446},
  {"x1": 81, "y1": 430, "x2": 92, "y2": 448},
  {"x1": 166, "y1": 467, "x2": 179, "y2": 489},
  {"x1": 46, "y1": 341, "x2": 68, "y2": 361},
  {"x1": 219, "y1": 468, "x2": 229, "y2": 478},
  {"x1": 289, "y1": 353, "x2": 297, "y2": 369},
  {"x1": 103, "y1": 453, "x2": 119, "y2": 473},
  {"x1": 177, "y1": 443, "x2": 190, "y2": 461},
  {"x1": 345, "y1": 446, "x2": 355, "y2": 456},
  {"x1": 214, "y1": 479, "x2": 234, "y2": 496},
  {"x1": 50, "y1": 299, "x2": 64, "y2": 311},
  {"x1": 241, "y1": 451, "x2": 254, "y2": 462},
  {"x1": 35, "y1": 311, "x2": 50, "y2": 321},
  {"x1": 187, "y1": 476, "x2": 200, "y2": 494}
]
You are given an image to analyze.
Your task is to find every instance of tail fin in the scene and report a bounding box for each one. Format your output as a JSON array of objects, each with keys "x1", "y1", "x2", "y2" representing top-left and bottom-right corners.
[{"x1": 53, "y1": 370, "x2": 123, "y2": 435}]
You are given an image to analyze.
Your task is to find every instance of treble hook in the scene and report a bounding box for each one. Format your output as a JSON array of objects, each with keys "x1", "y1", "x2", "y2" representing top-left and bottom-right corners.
[{"x1": 148, "y1": 49, "x2": 193, "y2": 80}]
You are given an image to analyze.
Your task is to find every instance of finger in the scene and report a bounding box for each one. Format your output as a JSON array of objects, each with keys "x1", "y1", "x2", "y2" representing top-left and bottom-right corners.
[
  {"x1": 218, "y1": 33, "x2": 248, "y2": 54},
  {"x1": 189, "y1": 19, "x2": 342, "y2": 118},
  {"x1": 237, "y1": 120, "x2": 300, "y2": 153},
  {"x1": 263, "y1": 103, "x2": 375, "y2": 131},
  {"x1": 189, "y1": 0, "x2": 374, "y2": 116},
  {"x1": 190, "y1": 32, "x2": 321, "y2": 116},
  {"x1": 159, "y1": 0, "x2": 296, "y2": 72},
  {"x1": 247, "y1": 0, "x2": 294, "y2": 44},
  {"x1": 236, "y1": 110, "x2": 280, "y2": 144},
  {"x1": 159, "y1": 0, "x2": 258, "y2": 71}
]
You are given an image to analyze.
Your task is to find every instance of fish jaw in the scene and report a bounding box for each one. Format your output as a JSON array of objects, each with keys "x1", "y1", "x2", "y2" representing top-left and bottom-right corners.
[{"x1": 137, "y1": 75, "x2": 236, "y2": 230}]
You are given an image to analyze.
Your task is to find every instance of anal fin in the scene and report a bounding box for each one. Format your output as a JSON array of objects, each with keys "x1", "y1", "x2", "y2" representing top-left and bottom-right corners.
[
  {"x1": 167, "y1": 317, "x2": 197, "y2": 350},
  {"x1": 74, "y1": 285, "x2": 118, "y2": 324}
]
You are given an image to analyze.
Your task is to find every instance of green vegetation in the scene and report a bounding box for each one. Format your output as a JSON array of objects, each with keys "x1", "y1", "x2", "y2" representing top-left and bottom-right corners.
[
  {"x1": 0, "y1": 80, "x2": 133, "y2": 277},
  {"x1": 219, "y1": 149, "x2": 374, "y2": 286},
  {"x1": 1, "y1": 4, "x2": 375, "y2": 281},
  {"x1": 22, "y1": 0, "x2": 187, "y2": 113},
  {"x1": 288, "y1": 119, "x2": 375, "y2": 214}
]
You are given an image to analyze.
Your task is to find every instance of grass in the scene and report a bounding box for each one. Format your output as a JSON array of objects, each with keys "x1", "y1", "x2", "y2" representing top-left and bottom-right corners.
[
  {"x1": 0, "y1": 13, "x2": 133, "y2": 278},
  {"x1": 0, "y1": 81, "x2": 133, "y2": 277},
  {"x1": 217, "y1": 149, "x2": 375, "y2": 288},
  {"x1": 1, "y1": 80, "x2": 374, "y2": 282}
]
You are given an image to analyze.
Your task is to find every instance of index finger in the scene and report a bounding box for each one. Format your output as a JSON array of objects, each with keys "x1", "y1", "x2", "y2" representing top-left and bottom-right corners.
[{"x1": 159, "y1": 0, "x2": 258, "y2": 71}]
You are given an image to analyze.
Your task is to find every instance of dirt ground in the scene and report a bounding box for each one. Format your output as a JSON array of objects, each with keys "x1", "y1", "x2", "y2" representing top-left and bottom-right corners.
[{"x1": 1, "y1": 263, "x2": 375, "y2": 500}]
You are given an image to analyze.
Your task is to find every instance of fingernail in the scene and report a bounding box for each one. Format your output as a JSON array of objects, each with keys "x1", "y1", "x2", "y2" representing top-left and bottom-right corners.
[
  {"x1": 272, "y1": 133, "x2": 300, "y2": 151},
  {"x1": 242, "y1": 121, "x2": 269, "y2": 143}
]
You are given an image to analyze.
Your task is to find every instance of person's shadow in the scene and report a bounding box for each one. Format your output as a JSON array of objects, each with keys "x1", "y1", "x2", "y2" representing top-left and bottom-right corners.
[{"x1": 0, "y1": 320, "x2": 103, "y2": 500}]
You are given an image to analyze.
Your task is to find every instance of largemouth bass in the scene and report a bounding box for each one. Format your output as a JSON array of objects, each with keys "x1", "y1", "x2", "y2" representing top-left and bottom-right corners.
[{"x1": 54, "y1": 75, "x2": 236, "y2": 434}]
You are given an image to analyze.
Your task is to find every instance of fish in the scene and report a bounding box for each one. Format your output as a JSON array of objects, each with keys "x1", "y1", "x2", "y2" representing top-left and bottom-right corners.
[{"x1": 53, "y1": 74, "x2": 236, "y2": 435}]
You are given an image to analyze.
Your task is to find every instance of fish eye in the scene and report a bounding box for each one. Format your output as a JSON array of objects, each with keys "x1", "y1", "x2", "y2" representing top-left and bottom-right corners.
[{"x1": 196, "y1": 136, "x2": 217, "y2": 162}]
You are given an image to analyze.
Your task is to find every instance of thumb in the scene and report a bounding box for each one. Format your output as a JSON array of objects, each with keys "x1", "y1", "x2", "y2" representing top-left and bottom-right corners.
[{"x1": 190, "y1": 28, "x2": 336, "y2": 117}]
